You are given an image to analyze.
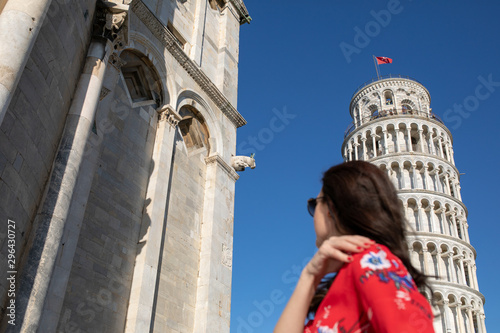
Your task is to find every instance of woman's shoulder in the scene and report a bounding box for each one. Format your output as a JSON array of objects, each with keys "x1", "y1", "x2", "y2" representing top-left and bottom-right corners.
[
  {"x1": 351, "y1": 243, "x2": 402, "y2": 269},
  {"x1": 347, "y1": 242, "x2": 418, "y2": 292}
]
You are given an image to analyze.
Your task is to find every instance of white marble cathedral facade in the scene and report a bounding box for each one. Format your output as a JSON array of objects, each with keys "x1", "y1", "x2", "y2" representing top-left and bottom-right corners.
[
  {"x1": 342, "y1": 76, "x2": 486, "y2": 333},
  {"x1": 0, "y1": 0, "x2": 254, "y2": 332}
]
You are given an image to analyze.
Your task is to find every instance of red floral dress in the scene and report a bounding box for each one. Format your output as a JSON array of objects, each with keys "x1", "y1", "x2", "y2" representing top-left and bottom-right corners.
[{"x1": 304, "y1": 244, "x2": 435, "y2": 333}]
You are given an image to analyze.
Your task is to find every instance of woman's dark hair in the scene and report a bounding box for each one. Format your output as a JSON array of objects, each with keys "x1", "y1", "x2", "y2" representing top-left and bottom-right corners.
[{"x1": 308, "y1": 160, "x2": 431, "y2": 317}]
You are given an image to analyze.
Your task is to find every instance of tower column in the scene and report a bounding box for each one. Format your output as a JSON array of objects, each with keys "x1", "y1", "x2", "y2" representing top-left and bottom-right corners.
[
  {"x1": 125, "y1": 106, "x2": 181, "y2": 333},
  {"x1": 480, "y1": 313, "x2": 487, "y2": 333},
  {"x1": 411, "y1": 163, "x2": 418, "y2": 189},
  {"x1": 427, "y1": 203, "x2": 435, "y2": 232},
  {"x1": 455, "y1": 303, "x2": 466, "y2": 333},
  {"x1": 428, "y1": 132, "x2": 436, "y2": 154},
  {"x1": 444, "y1": 173, "x2": 451, "y2": 195},
  {"x1": 441, "y1": 210, "x2": 449, "y2": 235},
  {"x1": 438, "y1": 136, "x2": 445, "y2": 158},
  {"x1": 371, "y1": 134, "x2": 378, "y2": 157},
  {"x1": 450, "y1": 213, "x2": 459, "y2": 238},
  {"x1": 422, "y1": 247, "x2": 431, "y2": 275},
  {"x1": 456, "y1": 183, "x2": 463, "y2": 201},
  {"x1": 406, "y1": 127, "x2": 413, "y2": 152},
  {"x1": 382, "y1": 129, "x2": 388, "y2": 154},
  {"x1": 436, "y1": 247, "x2": 444, "y2": 279},
  {"x1": 353, "y1": 142, "x2": 359, "y2": 160},
  {"x1": 418, "y1": 129, "x2": 425, "y2": 152},
  {"x1": 459, "y1": 256, "x2": 467, "y2": 285},
  {"x1": 6, "y1": 4, "x2": 129, "y2": 330},
  {"x1": 361, "y1": 137, "x2": 367, "y2": 160},
  {"x1": 394, "y1": 128, "x2": 400, "y2": 153},
  {"x1": 445, "y1": 141, "x2": 452, "y2": 162},
  {"x1": 193, "y1": 154, "x2": 239, "y2": 333},
  {"x1": 417, "y1": 202, "x2": 425, "y2": 232},
  {"x1": 442, "y1": 300, "x2": 453, "y2": 333},
  {"x1": 423, "y1": 165, "x2": 430, "y2": 190}
]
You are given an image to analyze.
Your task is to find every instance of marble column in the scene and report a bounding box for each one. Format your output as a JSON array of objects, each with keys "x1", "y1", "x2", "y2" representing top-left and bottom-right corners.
[
  {"x1": 10, "y1": 4, "x2": 129, "y2": 331},
  {"x1": 418, "y1": 129, "x2": 425, "y2": 152},
  {"x1": 417, "y1": 202, "x2": 424, "y2": 232},
  {"x1": 438, "y1": 136, "x2": 444, "y2": 158},
  {"x1": 480, "y1": 313, "x2": 487, "y2": 333},
  {"x1": 0, "y1": 0, "x2": 54, "y2": 125},
  {"x1": 422, "y1": 248, "x2": 431, "y2": 275},
  {"x1": 427, "y1": 203, "x2": 435, "y2": 232},
  {"x1": 444, "y1": 173, "x2": 451, "y2": 195},
  {"x1": 411, "y1": 164, "x2": 418, "y2": 189},
  {"x1": 456, "y1": 304, "x2": 465, "y2": 333},
  {"x1": 429, "y1": 133, "x2": 436, "y2": 155},
  {"x1": 406, "y1": 128, "x2": 413, "y2": 152},
  {"x1": 371, "y1": 134, "x2": 378, "y2": 157},
  {"x1": 459, "y1": 257, "x2": 467, "y2": 286},
  {"x1": 436, "y1": 248, "x2": 444, "y2": 280},
  {"x1": 445, "y1": 141, "x2": 452, "y2": 162},
  {"x1": 423, "y1": 166, "x2": 430, "y2": 190},
  {"x1": 12, "y1": 36, "x2": 113, "y2": 332},
  {"x1": 394, "y1": 129, "x2": 400, "y2": 153},
  {"x1": 125, "y1": 106, "x2": 181, "y2": 333},
  {"x1": 361, "y1": 137, "x2": 367, "y2": 160},
  {"x1": 353, "y1": 142, "x2": 359, "y2": 160},
  {"x1": 443, "y1": 300, "x2": 453, "y2": 333},
  {"x1": 451, "y1": 213, "x2": 459, "y2": 238},
  {"x1": 37, "y1": 48, "x2": 127, "y2": 333},
  {"x1": 193, "y1": 154, "x2": 239, "y2": 333},
  {"x1": 382, "y1": 130, "x2": 388, "y2": 154}
]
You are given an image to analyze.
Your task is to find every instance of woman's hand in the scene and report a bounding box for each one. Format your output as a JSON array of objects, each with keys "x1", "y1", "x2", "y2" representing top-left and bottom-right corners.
[
  {"x1": 274, "y1": 235, "x2": 374, "y2": 333},
  {"x1": 303, "y1": 235, "x2": 374, "y2": 286}
]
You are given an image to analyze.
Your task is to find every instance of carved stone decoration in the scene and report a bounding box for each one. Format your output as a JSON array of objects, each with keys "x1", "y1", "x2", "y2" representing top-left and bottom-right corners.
[
  {"x1": 99, "y1": 87, "x2": 111, "y2": 101},
  {"x1": 157, "y1": 105, "x2": 181, "y2": 127},
  {"x1": 231, "y1": 155, "x2": 256, "y2": 171},
  {"x1": 108, "y1": 52, "x2": 127, "y2": 70},
  {"x1": 93, "y1": 0, "x2": 130, "y2": 50},
  {"x1": 222, "y1": 243, "x2": 232, "y2": 268}
]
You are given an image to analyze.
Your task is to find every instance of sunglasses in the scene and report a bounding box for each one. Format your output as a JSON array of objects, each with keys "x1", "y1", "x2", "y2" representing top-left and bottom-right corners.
[{"x1": 307, "y1": 196, "x2": 324, "y2": 217}]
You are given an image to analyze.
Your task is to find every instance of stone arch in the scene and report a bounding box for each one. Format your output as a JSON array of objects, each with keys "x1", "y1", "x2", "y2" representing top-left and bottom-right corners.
[
  {"x1": 176, "y1": 90, "x2": 223, "y2": 155},
  {"x1": 383, "y1": 89, "x2": 394, "y2": 106},
  {"x1": 119, "y1": 49, "x2": 164, "y2": 106},
  {"x1": 400, "y1": 98, "x2": 416, "y2": 112},
  {"x1": 125, "y1": 31, "x2": 173, "y2": 105}
]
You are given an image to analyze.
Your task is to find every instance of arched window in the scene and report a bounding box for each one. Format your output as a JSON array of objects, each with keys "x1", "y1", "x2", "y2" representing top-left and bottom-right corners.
[
  {"x1": 384, "y1": 90, "x2": 393, "y2": 105},
  {"x1": 120, "y1": 50, "x2": 163, "y2": 106},
  {"x1": 178, "y1": 106, "x2": 210, "y2": 153},
  {"x1": 368, "y1": 104, "x2": 379, "y2": 118}
]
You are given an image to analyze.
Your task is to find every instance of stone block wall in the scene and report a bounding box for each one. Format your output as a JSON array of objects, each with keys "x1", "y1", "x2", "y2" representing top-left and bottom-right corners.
[
  {"x1": 56, "y1": 80, "x2": 158, "y2": 332},
  {"x1": 0, "y1": 0, "x2": 96, "y2": 316},
  {"x1": 151, "y1": 137, "x2": 207, "y2": 333}
]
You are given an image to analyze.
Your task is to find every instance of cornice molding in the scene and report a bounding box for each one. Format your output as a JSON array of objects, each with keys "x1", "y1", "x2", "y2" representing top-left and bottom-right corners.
[
  {"x1": 427, "y1": 280, "x2": 485, "y2": 303},
  {"x1": 205, "y1": 154, "x2": 240, "y2": 181},
  {"x1": 131, "y1": 0, "x2": 247, "y2": 128},
  {"x1": 228, "y1": 0, "x2": 252, "y2": 24},
  {"x1": 407, "y1": 232, "x2": 476, "y2": 257},
  {"x1": 351, "y1": 78, "x2": 431, "y2": 112}
]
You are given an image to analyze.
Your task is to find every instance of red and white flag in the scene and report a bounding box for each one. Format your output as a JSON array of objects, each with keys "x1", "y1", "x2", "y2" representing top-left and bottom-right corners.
[{"x1": 376, "y1": 56, "x2": 393, "y2": 64}]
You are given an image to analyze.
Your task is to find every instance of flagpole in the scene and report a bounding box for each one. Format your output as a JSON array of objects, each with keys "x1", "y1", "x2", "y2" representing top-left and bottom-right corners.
[{"x1": 373, "y1": 55, "x2": 380, "y2": 79}]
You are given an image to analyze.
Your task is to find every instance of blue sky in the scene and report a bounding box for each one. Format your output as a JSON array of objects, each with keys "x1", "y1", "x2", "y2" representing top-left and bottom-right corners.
[{"x1": 230, "y1": 1, "x2": 500, "y2": 332}]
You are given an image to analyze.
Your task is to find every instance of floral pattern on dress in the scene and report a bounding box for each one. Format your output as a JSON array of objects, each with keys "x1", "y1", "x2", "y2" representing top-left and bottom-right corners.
[
  {"x1": 360, "y1": 250, "x2": 391, "y2": 270},
  {"x1": 359, "y1": 246, "x2": 416, "y2": 293}
]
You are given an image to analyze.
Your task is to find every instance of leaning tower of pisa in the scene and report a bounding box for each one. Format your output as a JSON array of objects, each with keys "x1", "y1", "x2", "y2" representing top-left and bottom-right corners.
[{"x1": 342, "y1": 75, "x2": 486, "y2": 333}]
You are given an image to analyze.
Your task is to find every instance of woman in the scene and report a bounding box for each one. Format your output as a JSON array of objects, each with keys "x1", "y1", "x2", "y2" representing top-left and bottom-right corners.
[{"x1": 275, "y1": 161, "x2": 434, "y2": 333}]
